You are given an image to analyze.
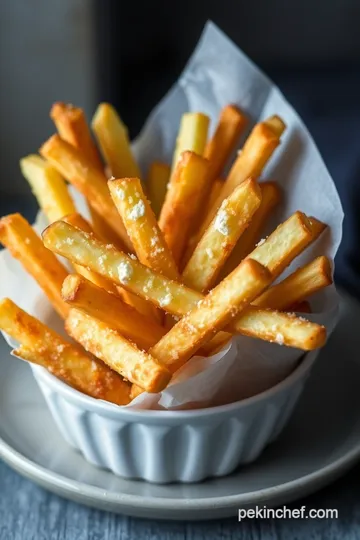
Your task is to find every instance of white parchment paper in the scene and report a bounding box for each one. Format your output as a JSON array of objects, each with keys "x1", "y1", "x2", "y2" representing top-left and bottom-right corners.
[{"x1": 0, "y1": 22, "x2": 343, "y2": 410}]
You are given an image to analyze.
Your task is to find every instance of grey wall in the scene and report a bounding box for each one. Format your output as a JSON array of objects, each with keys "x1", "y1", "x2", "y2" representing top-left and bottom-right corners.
[{"x1": 0, "y1": 0, "x2": 95, "y2": 194}]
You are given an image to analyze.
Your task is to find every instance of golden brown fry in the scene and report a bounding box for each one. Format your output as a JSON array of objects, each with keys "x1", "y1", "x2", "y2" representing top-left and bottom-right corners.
[
  {"x1": 182, "y1": 178, "x2": 262, "y2": 292},
  {"x1": 62, "y1": 274, "x2": 165, "y2": 350},
  {"x1": 92, "y1": 103, "x2": 141, "y2": 178},
  {"x1": 219, "y1": 181, "x2": 281, "y2": 279},
  {"x1": 66, "y1": 309, "x2": 171, "y2": 392},
  {"x1": 147, "y1": 161, "x2": 170, "y2": 218},
  {"x1": 263, "y1": 115, "x2": 287, "y2": 137},
  {"x1": 150, "y1": 259, "x2": 271, "y2": 366},
  {"x1": 200, "y1": 118, "x2": 284, "y2": 234},
  {"x1": 43, "y1": 219, "x2": 325, "y2": 350},
  {"x1": 204, "y1": 104, "x2": 248, "y2": 183},
  {"x1": 159, "y1": 151, "x2": 209, "y2": 264},
  {"x1": 50, "y1": 102, "x2": 103, "y2": 170},
  {"x1": 50, "y1": 102, "x2": 124, "y2": 249},
  {"x1": 20, "y1": 154, "x2": 76, "y2": 222},
  {"x1": 309, "y1": 217, "x2": 327, "y2": 239},
  {"x1": 0, "y1": 299, "x2": 130, "y2": 405},
  {"x1": 171, "y1": 112, "x2": 209, "y2": 172},
  {"x1": 0, "y1": 214, "x2": 69, "y2": 318},
  {"x1": 109, "y1": 177, "x2": 179, "y2": 280},
  {"x1": 62, "y1": 213, "x2": 119, "y2": 295},
  {"x1": 254, "y1": 256, "x2": 332, "y2": 310},
  {"x1": 39, "y1": 134, "x2": 131, "y2": 250}
]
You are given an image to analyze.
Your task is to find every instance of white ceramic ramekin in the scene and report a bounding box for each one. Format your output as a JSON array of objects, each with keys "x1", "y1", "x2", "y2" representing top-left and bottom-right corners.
[{"x1": 30, "y1": 351, "x2": 317, "y2": 484}]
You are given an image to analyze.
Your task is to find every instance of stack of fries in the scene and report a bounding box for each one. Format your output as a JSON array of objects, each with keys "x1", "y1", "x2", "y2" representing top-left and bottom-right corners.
[{"x1": 0, "y1": 102, "x2": 332, "y2": 406}]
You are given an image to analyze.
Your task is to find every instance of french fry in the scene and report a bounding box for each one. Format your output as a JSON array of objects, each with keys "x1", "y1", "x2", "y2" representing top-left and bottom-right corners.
[
  {"x1": 50, "y1": 102, "x2": 103, "y2": 170},
  {"x1": 254, "y1": 256, "x2": 332, "y2": 310},
  {"x1": 0, "y1": 299, "x2": 130, "y2": 405},
  {"x1": 182, "y1": 178, "x2": 262, "y2": 292},
  {"x1": 62, "y1": 213, "x2": 119, "y2": 295},
  {"x1": 219, "y1": 181, "x2": 281, "y2": 278},
  {"x1": 150, "y1": 259, "x2": 271, "y2": 366},
  {"x1": 66, "y1": 309, "x2": 171, "y2": 392},
  {"x1": 50, "y1": 102, "x2": 121, "y2": 247},
  {"x1": 92, "y1": 103, "x2": 141, "y2": 178},
  {"x1": 147, "y1": 161, "x2": 170, "y2": 218},
  {"x1": 309, "y1": 216, "x2": 327, "y2": 239},
  {"x1": 159, "y1": 151, "x2": 209, "y2": 264},
  {"x1": 62, "y1": 274, "x2": 165, "y2": 350},
  {"x1": 171, "y1": 112, "x2": 209, "y2": 173},
  {"x1": 39, "y1": 134, "x2": 132, "y2": 250},
  {"x1": 263, "y1": 115, "x2": 287, "y2": 137},
  {"x1": 20, "y1": 154, "x2": 76, "y2": 222},
  {"x1": 200, "y1": 117, "x2": 285, "y2": 234},
  {"x1": 62, "y1": 213, "x2": 154, "y2": 320},
  {"x1": 204, "y1": 104, "x2": 248, "y2": 183},
  {"x1": 0, "y1": 214, "x2": 68, "y2": 318},
  {"x1": 43, "y1": 219, "x2": 325, "y2": 350},
  {"x1": 109, "y1": 177, "x2": 179, "y2": 280}
]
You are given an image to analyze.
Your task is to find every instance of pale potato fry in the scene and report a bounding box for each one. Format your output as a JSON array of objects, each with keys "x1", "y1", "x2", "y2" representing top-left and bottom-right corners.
[
  {"x1": 182, "y1": 178, "x2": 262, "y2": 292},
  {"x1": 0, "y1": 214, "x2": 69, "y2": 318},
  {"x1": 171, "y1": 112, "x2": 209, "y2": 173},
  {"x1": 109, "y1": 177, "x2": 179, "y2": 280},
  {"x1": 159, "y1": 151, "x2": 209, "y2": 264},
  {"x1": 66, "y1": 308, "x2": 171, "y2": 392},
  {"x1": 204, "y1": 104, "x2": 248, "y2": 183},
  {"x1": 50, "y1": 102, "x2": 103, "y2": 169},
  {"x1": 92, "y1": 103, "x2": 141, "y2": 178},
  {"x1": 254, "y1": 256, "x2": 332, "y2": 310},
  {"x1": 62, "y1": 274, "x2": 165, "y2": 350},
  {"x1": 200, "y1": 117, "x2": 285, "y2": 233},
  {"x1": 42, "y1": 219, "x2": 325, "y2": 350},
  {"x1": 20, "y1": 154, "x2": 76, "y2": 222},
  {"x1": 147, "y1": 161, "x2": 170, "y2": 218},
  {"x1": 50, "y1": 102, "x2": 123, "y2": 248},
  {"x1": 150, "y1": 259, "x2": 271, "y2": 366},
  {"x1": 39, "y1": 134, "x2": 132, "y2": 250},
  {"x1": 0, "y1": 298, "x2": 130, "y2": 405},
  {"x1": 220, "y1": 181, "x2": 281, "y2": 278}
]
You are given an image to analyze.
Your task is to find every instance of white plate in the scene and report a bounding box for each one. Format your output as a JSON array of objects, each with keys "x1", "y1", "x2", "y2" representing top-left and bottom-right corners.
[{"x1": 1, "y1": 290, "x2": 360, "y2": 520}]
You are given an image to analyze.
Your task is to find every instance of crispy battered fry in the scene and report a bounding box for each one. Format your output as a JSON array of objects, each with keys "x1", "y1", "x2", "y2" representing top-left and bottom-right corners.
[
  {"x1": 43, "y1": 219, "x2": 325, "y2": 350},
  {"x1": 92, "y1": 103, "x2": 141, "y2": 178},
  {"x1": 254, "y1": 256, "x2": 332, "y2": 310},
  {"x1": 66, "y1": 309, "x2": 171, "y2": 392},
  {"x1": 62, "y1": 274, "x2": 165, "y2": 350},
  {"x1": 182, "y1": 178, "x2": 262, "y2": 292},
  {"x1": 159, "y1": 151, "x2": 209, "y2": 264},
  {"x1": 20, "y1": 154, "x2": 76, "y2": 222},
  {"x1": 147, "y1": 161, "x2": 170, "y2": 218},
  {"x1": 150, "y1": 259, "x2": 270, "y2": 366},
  {"x1": 171, "y1": 112, "x2": 209, "y2": 172},
  {"x1": 0, "y1": 214, "x2": 69, "y2": 318},
  {"x1": 109, "y1": 177, "x2": 179, "y2": 280},
  {"x1": 40, "y1": 135, "x2": 131, "y2": 250},
  {"x1": 204, "y1": 104, "x2": 248, "y2": 183},
  {"x1": 0, "y1": 299, "x2": 130, "y2": 405}
]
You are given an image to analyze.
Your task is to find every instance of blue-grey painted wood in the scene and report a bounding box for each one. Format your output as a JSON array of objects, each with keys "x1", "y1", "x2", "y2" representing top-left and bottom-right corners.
[{"x1": 1, "y1": 460, "x2": 359, "y2": 539}]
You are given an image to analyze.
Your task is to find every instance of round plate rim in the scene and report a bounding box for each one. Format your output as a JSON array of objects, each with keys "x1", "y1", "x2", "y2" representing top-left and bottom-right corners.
[{"x1": 0, "y1": 433, "x2": 359, "y2": 511}]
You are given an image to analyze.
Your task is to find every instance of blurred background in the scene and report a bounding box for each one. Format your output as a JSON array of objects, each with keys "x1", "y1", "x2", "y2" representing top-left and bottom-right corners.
[{"x1": 0, "y1": 0, "x2": 359, "y2": 293}]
